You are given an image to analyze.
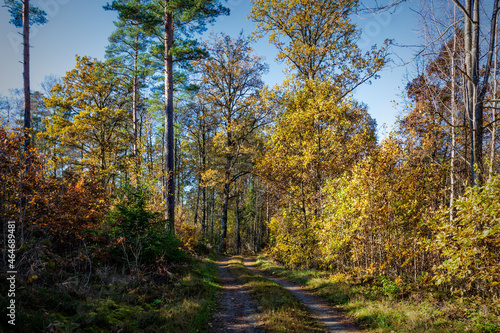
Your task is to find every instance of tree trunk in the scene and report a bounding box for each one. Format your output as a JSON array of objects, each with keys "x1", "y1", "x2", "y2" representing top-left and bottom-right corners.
[
  {"x1": 254, "y1": 184, "x2": 258, "y2": 253},
  {"x1": 464, "y1": 0, "x2": 475, "y2": 184},
  {"x1": 194, "y1": 177, "x2": 200, "y2": 225},
  {"x1": 164, "y1": 0, "x2": 175, "y2": 232},
  {"x1": 234, "y1": 192, "x2": 241, "y2": 254},
  {"x1": 23, "y1": 0, "x2": 31, "y2": 156},
  {"x1": 202, "y1": 185, "x2": 206, "y2": 236},
  {"x1": 471, "y1": 0, "x2": 482, "y2": 185},
  {"x1": 450, "y1": 6, "x2": 457, "y2": 221},
  {"x1": 175, "y1": 136, "x2": 182, "y2": 207},
  {"x1": 461, "y1": 0, "x2": 499, "y2": 185},
  {"x1": 266, "y1": 185, "x2": 270, "y2": 244},
  {"x1": 210, "y1": 187, "x2": 215, "y2": 244},
  {"x1": 490, "y1": 14, "x2": 499, "y2": 181},
  {"x1": 132, "y1": 33, "x2": 139, "y2": 162},
  {"x1": 201, "y1": 128, "x2": 207, "y2": 236},
  {"x1": 219, "y1": 172, "x2": 230, "y2": 253},
  {"x1": 219, "y1": 126, "x2": 233, "y2": 252}
]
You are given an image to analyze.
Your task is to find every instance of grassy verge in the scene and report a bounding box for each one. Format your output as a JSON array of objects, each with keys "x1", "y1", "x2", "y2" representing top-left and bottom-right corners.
[
  {"x1": 226, "y1": 256, "x2": 324, "y2": 332},
  {"x1": 255, "y1": 254, "x2": 500, "y2": 333},
  {"x1": 0, "y1": 257, "x2": 218, "y2": 332}
]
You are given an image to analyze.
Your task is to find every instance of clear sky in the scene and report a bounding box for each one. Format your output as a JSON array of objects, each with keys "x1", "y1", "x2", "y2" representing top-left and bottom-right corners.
[{"x1": 0, "y1": 0, "x2": 421, "y2": 138}]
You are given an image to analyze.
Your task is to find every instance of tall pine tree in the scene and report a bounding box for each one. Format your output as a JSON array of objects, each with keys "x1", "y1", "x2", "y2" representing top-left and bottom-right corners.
[
  {"x1": 4, "y1": 0, "x2": 47, "y2": 153},
  {"x1": 105, "y1": 0, "x2": 228, "y2": 232}
]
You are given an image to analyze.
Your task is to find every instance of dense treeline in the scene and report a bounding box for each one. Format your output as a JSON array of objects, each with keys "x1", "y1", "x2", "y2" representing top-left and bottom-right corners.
[
  {"x1": 0, "y1": 0, "x2": 499, "y2": 319},
  {"x1": 259, "y1": 0, "x2": 500, "y2": 301}
]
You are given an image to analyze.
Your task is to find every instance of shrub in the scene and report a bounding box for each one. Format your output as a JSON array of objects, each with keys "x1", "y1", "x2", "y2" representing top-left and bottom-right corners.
[
  {"x1": 107, "y1": 184, "x2": 185, "y2": 270},
  {"x1": 431, "y1": 175, "x2": 500, "y2": 297}
]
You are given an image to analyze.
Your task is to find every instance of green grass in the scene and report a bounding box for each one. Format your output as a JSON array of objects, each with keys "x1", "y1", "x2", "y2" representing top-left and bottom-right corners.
[
  {"x1": 255, "y1": 254, "x2": 500, "y2": 333},
  {"x1": 0, "y1": 258, "x2": 219, "y2": 332},
  {"x1": 226, "y1": 256, "x2": 325, "y2": 332}
]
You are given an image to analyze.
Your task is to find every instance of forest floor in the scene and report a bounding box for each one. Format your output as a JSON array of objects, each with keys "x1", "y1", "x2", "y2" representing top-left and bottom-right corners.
[
  {"x1": 3, "y1": 254, "x2": 498, "y2": 332},
  {"x1": 211, "y1": 256, "x2": 360, "y2": 332},
  {"x1": 0, "y1": 257, "x2": 220, "y2": 332}
]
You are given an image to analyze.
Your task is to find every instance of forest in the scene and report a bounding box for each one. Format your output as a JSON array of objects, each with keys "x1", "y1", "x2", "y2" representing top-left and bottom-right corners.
[{"x1": 0, "y1": 0, "x2": 499, "y2": 332}]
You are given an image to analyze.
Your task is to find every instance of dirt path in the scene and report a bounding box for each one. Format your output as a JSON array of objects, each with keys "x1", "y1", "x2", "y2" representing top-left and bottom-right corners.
[
  {"x1": 210, "y1": 257, "x2": 264, "y2": 333},
  {"x1": 243, "y1": 257, "x2": 361, "y2": 333}
]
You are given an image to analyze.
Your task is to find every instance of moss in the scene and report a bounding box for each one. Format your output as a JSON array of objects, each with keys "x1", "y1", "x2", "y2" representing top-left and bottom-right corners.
[{"x1": 0, "y1": 257, "x2": 219, "y2": 333}]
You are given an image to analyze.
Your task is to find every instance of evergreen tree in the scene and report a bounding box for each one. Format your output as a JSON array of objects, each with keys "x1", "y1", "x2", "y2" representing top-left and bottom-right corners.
[
  {"x1": 4, "y1": 0, "x2": 47, "y2": 153},
  {"x1": 105, "y1": 0, "x2": 229, "y2": 232}
]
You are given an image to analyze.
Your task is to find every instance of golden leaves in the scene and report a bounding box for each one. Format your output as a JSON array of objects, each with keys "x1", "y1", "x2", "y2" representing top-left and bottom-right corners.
[
  {"x1": 41, "y1": 56, "x2": 132, "y2": 181},
  {"x1": 250, "y1": 0, "x2": 389, "y2": 89}
]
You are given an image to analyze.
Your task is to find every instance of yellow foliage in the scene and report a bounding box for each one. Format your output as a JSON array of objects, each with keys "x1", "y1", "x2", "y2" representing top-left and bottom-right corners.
[
  {"x1": 251, "y1": 0, "x2": 389, "y2": 87},
  {"x1": 41, "y1": 56, "x2": 132, "y2": 183},
  {"x1": 430, "y1": 175, "x2": 500, "y2": 296}
]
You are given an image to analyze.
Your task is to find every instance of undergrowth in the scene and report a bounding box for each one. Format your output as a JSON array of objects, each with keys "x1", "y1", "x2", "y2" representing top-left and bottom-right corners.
[
  {"x1": 0, "y1": 258, "x2": 218, "y2": 332},
  {"x1": 255, "y1": 254, "x2": 500, "y2": 333},
  {"x1": 226, "y1": 256, "x2": 324, "y2": 332}
]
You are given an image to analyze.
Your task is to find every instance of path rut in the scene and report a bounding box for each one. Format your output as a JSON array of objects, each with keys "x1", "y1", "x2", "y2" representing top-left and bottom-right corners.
[
  {"x1": 210, "y1": 257, "x2": 264, "y2": 333},
  {"x1": 242, "y1": 257, "x2": 361, "y2": 333}
]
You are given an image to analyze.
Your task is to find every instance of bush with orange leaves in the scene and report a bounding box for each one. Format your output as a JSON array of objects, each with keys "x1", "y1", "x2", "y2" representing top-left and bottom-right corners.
[
  {"x1": 33, "y1": 171, "x2": 109, "y2": 246},
  {"x1": 0, "y1": 126, "x2": 109, "y2": 273}
]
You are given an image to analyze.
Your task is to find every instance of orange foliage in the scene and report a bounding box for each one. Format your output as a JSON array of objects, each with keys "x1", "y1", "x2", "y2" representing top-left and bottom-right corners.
[
  {"x1": 33, "y1": 171, "x2": 109, "y2": 243},
  {"x1": 0, "y1": 126, "x2": 109, "y2": 250}
]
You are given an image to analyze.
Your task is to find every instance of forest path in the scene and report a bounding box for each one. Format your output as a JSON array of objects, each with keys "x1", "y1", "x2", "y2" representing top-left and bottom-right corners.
[
  {"x1": 242, "y1": 257, "x2": 362, "y2": 333},
  {"x1": 210, "y1": 257, "x2": 264, "y2": 332}
]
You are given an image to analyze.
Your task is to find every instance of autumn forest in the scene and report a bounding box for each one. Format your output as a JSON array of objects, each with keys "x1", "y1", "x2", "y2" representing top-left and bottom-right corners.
[{"x1": 1, "y1": 0, "x2": 500, "y2": 332}]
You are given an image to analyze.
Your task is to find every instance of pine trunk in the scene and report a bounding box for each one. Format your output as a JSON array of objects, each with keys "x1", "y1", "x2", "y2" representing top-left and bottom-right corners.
[
  {"x1": 23, "y1": 0, "x2": 31, "y2": 155},
  {"x1": 132, "y1": 33, "x2": 139, "y2": 162},
  {"x1": 164, "y1": 1, "x2": 175, "y2": 232}
]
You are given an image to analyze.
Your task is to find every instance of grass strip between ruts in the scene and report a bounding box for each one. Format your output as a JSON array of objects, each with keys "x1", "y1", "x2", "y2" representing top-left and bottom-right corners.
[{"x1": 226, "y1": 255, "x2": 325, "y2": 333}]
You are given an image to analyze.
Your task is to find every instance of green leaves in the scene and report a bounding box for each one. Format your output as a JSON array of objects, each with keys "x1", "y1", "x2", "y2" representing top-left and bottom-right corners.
[
  {"x1": 4, "y1": 0, "x2": 48, "y2": 28},
  {"x1": 108, "y1": 183, "x2": 185, "y2": 266}
]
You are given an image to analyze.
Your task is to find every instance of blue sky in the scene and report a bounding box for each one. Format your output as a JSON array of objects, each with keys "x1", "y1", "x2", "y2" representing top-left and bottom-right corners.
[{"x1": 0, "y1": 0, "x2": 421, "y2": 137}]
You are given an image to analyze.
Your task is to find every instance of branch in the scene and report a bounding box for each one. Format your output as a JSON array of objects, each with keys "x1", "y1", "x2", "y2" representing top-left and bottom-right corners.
[
  {"x1": 484, "y1": 116, "x2": 500, "y2": 128},
  {"x1": 450, "y1": 0, "x2": 473, "y2": 23}
]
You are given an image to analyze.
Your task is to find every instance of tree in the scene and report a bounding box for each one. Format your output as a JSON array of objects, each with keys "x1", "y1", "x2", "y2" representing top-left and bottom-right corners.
[
  {"x1": 42, "y1": 56, "x2": 131, "y2": 185},
  {"x1": 105, "y1": 0, "x2": 153, "y2": 164},
  {"x1": 105, "y1": 0, "x2": 229, "y2": 232},
  {"x1": 404, "y1": 34, "x2": 471, "y2": 220},
  {"x1": 194, "y1": 33, "x2": 268, "y2": 252},
  {"x1": 250, "y1": 0, "x2": 388, "y2": 97},
  {"x1": 4, "y1": 0, "x2": 47, "y2": 154},
  {"x1": 251, "y1": 0, "x2": 388, "y2": 266},
  {"x1": 459, "y1": 0, "x2": 499, "y2": 185},
  {"x1": 259, "y1": 83, "x2": 376, "y2": 266},
  {"x1": 421, "y1": 0, "x2": 500, "y2": 185},
  {"x1": 184, "y1": 93, "x2": 216, "y2": 236}
]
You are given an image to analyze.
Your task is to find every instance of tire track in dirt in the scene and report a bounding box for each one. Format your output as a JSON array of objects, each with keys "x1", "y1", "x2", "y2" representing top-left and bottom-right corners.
[
  {"x1": 210, "y1": 257, "x2": 264, "y2": 332},
  {"x1": 243, "y1": 257, "x2": 362, "y2": 333}
]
